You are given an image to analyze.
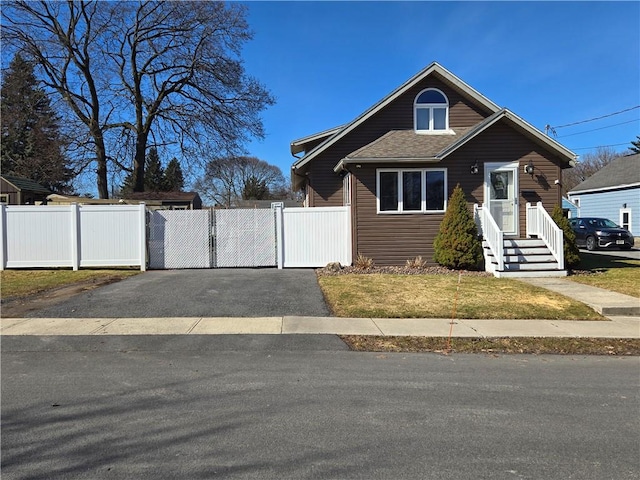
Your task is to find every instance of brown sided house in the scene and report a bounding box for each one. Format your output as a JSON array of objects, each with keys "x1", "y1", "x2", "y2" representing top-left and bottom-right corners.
[
  {"x1": 0, "y1": 175, "x2": 52, "y2": 205},
  {"x1": 290, "y1": 62, "x2": 577, "y2": 277}
]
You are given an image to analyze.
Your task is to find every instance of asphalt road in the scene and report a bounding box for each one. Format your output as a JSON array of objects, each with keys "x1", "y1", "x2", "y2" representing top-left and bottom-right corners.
[
  {"x1": 580, "y1": 247, "x2": 640, "y2": 260},
  {"x1": 2, "y1": 336, "x2": 639, "y2": 480},
  {"x1": 25, "y1": 268, "x2": 331, "y2": 318}
]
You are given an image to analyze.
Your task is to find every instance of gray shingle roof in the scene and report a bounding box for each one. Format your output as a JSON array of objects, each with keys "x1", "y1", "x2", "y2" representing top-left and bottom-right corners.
[
  {"x1": 569, "y1": 154, "x2": 640, "y2": 193},
  {"x1": 346, "y1": 127, "x2": 473, "y2": 160},
  {"x1": 1, "y1": 175, "x2": 51, "y2": 194},
  {"x1": 123, "y1": 191, "x2": 200, "y2": 201}
]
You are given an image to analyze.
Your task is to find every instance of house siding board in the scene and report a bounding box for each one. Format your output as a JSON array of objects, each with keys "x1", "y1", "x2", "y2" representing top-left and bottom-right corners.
[
  {"x1": 448, "y1": 122, "x2": 563, "y2": 229},
  {"x1": 309, "y1": 77, "x2": 492, "y2": 207},
  {"x1": 0, "y1": 179, "x2": 19, "y2": 204},
  {"x1": 569, "y1": 187, "x2": 640, "y2": 236},
  {"x1": 352, "y1": 122, "x2": 565, "y2": 266}
]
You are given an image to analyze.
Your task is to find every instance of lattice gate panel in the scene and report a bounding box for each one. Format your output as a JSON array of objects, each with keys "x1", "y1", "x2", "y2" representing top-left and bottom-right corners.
[
  {"x1": 214, "y1": 209, "x2": 277, "y2": 267},
  {"x1": 148, "y1": 210, "x2": 213, "y2": 269}
]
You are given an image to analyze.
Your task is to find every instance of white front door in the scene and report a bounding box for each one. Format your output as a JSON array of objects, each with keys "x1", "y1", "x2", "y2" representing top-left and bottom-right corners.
[{"x1": 485, "y1": 162, "x2": 519, "y2": 236}]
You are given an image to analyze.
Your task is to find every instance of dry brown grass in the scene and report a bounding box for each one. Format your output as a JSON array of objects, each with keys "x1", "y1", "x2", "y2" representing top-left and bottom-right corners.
[
  {"x1": 569, "y1": 254, "x2": 639, "y2": 298},
  {"x1": 341, "y1": 336, "x2": 640, "y2": 355},
  {"x1": 1, "y1": 269, "x2": 141, "y2": 299},
  {"x1": 318, "y1": 273, "x2": 604, "y2": 320}
]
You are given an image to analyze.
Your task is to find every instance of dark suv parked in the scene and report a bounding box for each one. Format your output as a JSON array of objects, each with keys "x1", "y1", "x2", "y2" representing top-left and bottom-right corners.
[{"x1": 569, "y1": 217, "x2": 633, "y2": 251}]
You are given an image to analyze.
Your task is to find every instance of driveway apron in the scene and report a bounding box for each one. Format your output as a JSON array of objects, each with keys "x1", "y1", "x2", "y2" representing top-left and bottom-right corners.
[{"x1": 24, "y1": 269, "x2": 331, "y2": 318}]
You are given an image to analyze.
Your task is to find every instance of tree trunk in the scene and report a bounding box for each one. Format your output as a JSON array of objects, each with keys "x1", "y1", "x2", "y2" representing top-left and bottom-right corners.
[
  {"x1": 133, "y1": 134, "x2": 147, "y2": 192},
  {"x1": 94, "y1": 131, "x2": 109, "y2": 199}
]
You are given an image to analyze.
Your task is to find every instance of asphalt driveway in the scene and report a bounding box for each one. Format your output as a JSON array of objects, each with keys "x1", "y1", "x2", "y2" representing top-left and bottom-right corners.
[{"x1": 25, "y1": 269, "x2": 331, "y2": 318}]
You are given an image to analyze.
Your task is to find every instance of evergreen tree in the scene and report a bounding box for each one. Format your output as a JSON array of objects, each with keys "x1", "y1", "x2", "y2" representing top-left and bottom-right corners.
[
  {"x1": 551, "y1": 204, "x2": 580, "y2": 270},
  {"x1": 144, "y1": 147, "x2": 165, "y2": 191},
  {"x1": 1, "y1": 54, "x2": 72, "y2": 192},
  {"x1": 163, "y1": 157, "x2": 184, "y2": 191},
  {"x1": 433, "y1": 184, "x2": 484, "y2": 270},
  {"x1": 119, "y1": 171, "x2": 135, "y2": 196},
  {"x1": 630, "y1": 135, "x2": 640, "y2": 154}
]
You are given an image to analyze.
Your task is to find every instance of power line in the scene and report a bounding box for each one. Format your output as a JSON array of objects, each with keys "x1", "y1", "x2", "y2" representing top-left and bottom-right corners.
[
  {"x1": 570, "y1": 142, "x2": 631, "y2": 151},
  {"x1": 551, "y1": 106, "x2": 639, "y2": 130},
  {"x1": 557, "y1": 119, "x2": 639, "y2": 138}
]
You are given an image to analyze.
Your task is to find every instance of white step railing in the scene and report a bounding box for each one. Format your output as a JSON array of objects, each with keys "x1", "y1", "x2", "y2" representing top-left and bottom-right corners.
[
  {"x1": 474, "y1": 204, "x2": 504, "y2": 271},
  {"x1": 525, "y1": 202, "x2": 564, "y2": 270}
]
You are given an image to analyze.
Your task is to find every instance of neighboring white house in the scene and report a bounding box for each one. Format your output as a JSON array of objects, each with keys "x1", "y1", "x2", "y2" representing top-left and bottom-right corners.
[{"x1": 568, "y1": 153, "x2": 640, "y2": 237}]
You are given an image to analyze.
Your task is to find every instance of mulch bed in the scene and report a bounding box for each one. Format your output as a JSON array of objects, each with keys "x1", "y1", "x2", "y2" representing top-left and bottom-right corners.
[{"x1": 316, "y1": 264, "x2": 492, "y2": 277}]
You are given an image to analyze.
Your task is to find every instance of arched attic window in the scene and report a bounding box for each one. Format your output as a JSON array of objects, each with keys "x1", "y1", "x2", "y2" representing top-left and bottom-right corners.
[{"x1": 414, "y1": 88, "x2": 450, "y2": 133}]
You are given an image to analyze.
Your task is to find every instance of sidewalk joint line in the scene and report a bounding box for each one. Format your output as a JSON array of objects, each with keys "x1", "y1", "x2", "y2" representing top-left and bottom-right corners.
[
  {"x1": 370, "y1": 318, "x2": 385, "y2": 336},
  {"x1": 89, "y1": 318, "x2": 118, "y2": 334},
  {"x1": 0, "y1": 318, "x2": 31, "y2": 332},
  {"x1": 186, "y1": 318, "x2": 202, "y2": 334},
  {"x1": 459, "y1": 319, "x2": 485, "y2": 338}
]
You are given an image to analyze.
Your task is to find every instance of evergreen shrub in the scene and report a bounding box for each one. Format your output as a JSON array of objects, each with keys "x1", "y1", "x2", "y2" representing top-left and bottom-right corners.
[{"x1": 433, "y1": 184, "x2": 483, "y2": 270}]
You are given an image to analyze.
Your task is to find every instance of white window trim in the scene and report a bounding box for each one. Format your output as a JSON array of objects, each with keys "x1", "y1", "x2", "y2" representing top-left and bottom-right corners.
[
  {"x1": 0, "y1": 194, "x2": 9, "y2": 205},
  {"x1": 414, "y1": 87, "x2": 454, "y2": 134},
  {"x1": 620, "y1": 208, "x2": 632, "y2": 232},
  {"x1": 343, "y1": 172, "x2": 351, "y2": 206},
  {"x1": 376, "y1": 168, "x2": 447, "y2": 214}
]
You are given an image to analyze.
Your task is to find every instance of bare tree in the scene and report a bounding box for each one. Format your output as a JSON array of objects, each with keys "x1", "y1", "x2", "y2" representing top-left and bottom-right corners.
[
  {"x1": 195, "y1": 156, "x2": 288, "y2": 207},
  {"x1": 2, "y1": 1, "x2": 114, "y2": 197},
  {"x1": 3, "y1": 1, "x2": 274, "y2": 198},
  {"x1": 563, "y1": 146, "x2": 622, "y2": 194}
]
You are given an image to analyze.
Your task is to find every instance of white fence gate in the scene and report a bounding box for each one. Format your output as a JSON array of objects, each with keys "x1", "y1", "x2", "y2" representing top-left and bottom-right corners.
[
  {"x1": 148, "y1": 210, "x2": 213, "y2": 269},
  {"x1": 148, "y1": 208, "x2": 277, "y2": 269},
  {"x1": 148, "y1": 205, "x2": 350, "y2": 269},
  {"x1": 215, "y1": 209, "x2": 276, "y2": 267}
]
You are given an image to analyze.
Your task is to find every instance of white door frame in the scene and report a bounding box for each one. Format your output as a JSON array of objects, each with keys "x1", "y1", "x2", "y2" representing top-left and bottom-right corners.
[
  {"x1": 484, "y1": 161, "x2": 519, "y2": 237},
  {"x1": 619, "y1": 207, "x2": 632, "y2": 232}
]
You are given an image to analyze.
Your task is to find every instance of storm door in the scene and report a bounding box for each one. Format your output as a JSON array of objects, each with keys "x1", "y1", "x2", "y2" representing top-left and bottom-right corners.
[{"x1": 484, "y1": 162, "x2": 519, "y2": 237}]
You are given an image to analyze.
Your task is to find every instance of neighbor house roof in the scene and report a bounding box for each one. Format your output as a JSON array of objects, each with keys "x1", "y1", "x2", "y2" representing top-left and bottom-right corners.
[
  {"x1": 1, "y1": 175, "x2": 51, "y2": 194},
  {"x1": 569, "y1": 154, "x2": 640, "y2": 194},
  {"x1": 123, "y1": 191, "x2": 200, "y2": 202}
]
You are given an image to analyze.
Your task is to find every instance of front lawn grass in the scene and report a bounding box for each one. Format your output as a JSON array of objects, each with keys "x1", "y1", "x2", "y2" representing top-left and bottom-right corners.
[
  {"x1": 568, "y1": 252, "x2": 639, "y2": 298},
  {"x1": 0, "y1": 269, "x2": 141, "y2": 299},
  {"x1": 318, "y1": 273, "x2": 604, "y2": 320},
  {"x1": 341, "y1": 336, "x2": 640, "y2": 355}
]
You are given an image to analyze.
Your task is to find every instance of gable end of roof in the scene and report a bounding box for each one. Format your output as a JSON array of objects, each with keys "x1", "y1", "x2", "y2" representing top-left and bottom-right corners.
[{"x1": 292, "y1": 62, "x2": 501, "y2": 171}]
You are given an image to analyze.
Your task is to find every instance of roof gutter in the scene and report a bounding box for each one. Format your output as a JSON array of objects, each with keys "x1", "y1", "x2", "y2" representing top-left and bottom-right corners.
[
  {"x1": 334, "y1": 157, "x2": 440, "y2": 173},
  {"x1": 569, "y1": 182, "x2": 640, "y2": 195}
]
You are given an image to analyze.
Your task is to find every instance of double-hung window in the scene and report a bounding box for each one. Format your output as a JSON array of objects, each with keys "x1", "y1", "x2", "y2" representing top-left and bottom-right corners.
[
  {"x1": 414, "y1": 88, "x2": 450, "y2": 133},
  {"x1": 377, "y1": 168, "x2": 447, "y2": 214}
]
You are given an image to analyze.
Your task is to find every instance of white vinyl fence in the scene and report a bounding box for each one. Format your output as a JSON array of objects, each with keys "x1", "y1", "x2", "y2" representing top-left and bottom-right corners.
[
  {"x1": 0, "y1": 204, "x2": 351, "y2": 270},
  {"x1": 0, "y1": 204, "x2": 146, "y2": 271},
  {"x1": 280, "y1": 206, "x2": 351, "y2": 268}
]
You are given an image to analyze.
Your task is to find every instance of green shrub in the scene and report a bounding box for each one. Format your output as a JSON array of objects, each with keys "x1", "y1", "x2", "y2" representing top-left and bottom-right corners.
[
  {"x1": 433, "y1": 184, "x2": 483, "y2": 270},
  {"x1": 551, "y1": 204, "x2": 580, "y2": 269}
]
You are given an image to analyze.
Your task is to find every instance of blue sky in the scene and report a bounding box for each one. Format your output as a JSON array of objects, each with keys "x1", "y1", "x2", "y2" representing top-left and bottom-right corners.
[{"x1": 240, "y1": 1, "x2": 640, "y2": 177}]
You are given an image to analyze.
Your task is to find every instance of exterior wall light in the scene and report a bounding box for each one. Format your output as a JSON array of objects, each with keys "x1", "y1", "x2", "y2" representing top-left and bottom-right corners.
[
  {"x1": 471, "y1": 160, "x2": 479, "y2": 175},
  {"x1": 524, "y1": 160, "x2": 534, "y2": 175}
]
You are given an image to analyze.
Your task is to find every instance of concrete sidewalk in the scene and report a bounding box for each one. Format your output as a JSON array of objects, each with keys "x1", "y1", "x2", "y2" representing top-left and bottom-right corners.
[
  {"x1": 1, "y1": 315, "x2": 638, "y2": 338},
  {"x1": 519, "y1": 277, "x2": 640, "y2": 316},
  {"x1": 1, "y1": 276, "x2": 638, "y2": 338}
]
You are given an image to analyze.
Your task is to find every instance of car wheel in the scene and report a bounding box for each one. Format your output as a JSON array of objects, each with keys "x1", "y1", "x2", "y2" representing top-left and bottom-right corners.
[
  {"x1": 586, "y1": 236, "x2": 597, "y2": 251},
  {"x1": 620, "y1": 245, "x2": 632, "y2": 251}
]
